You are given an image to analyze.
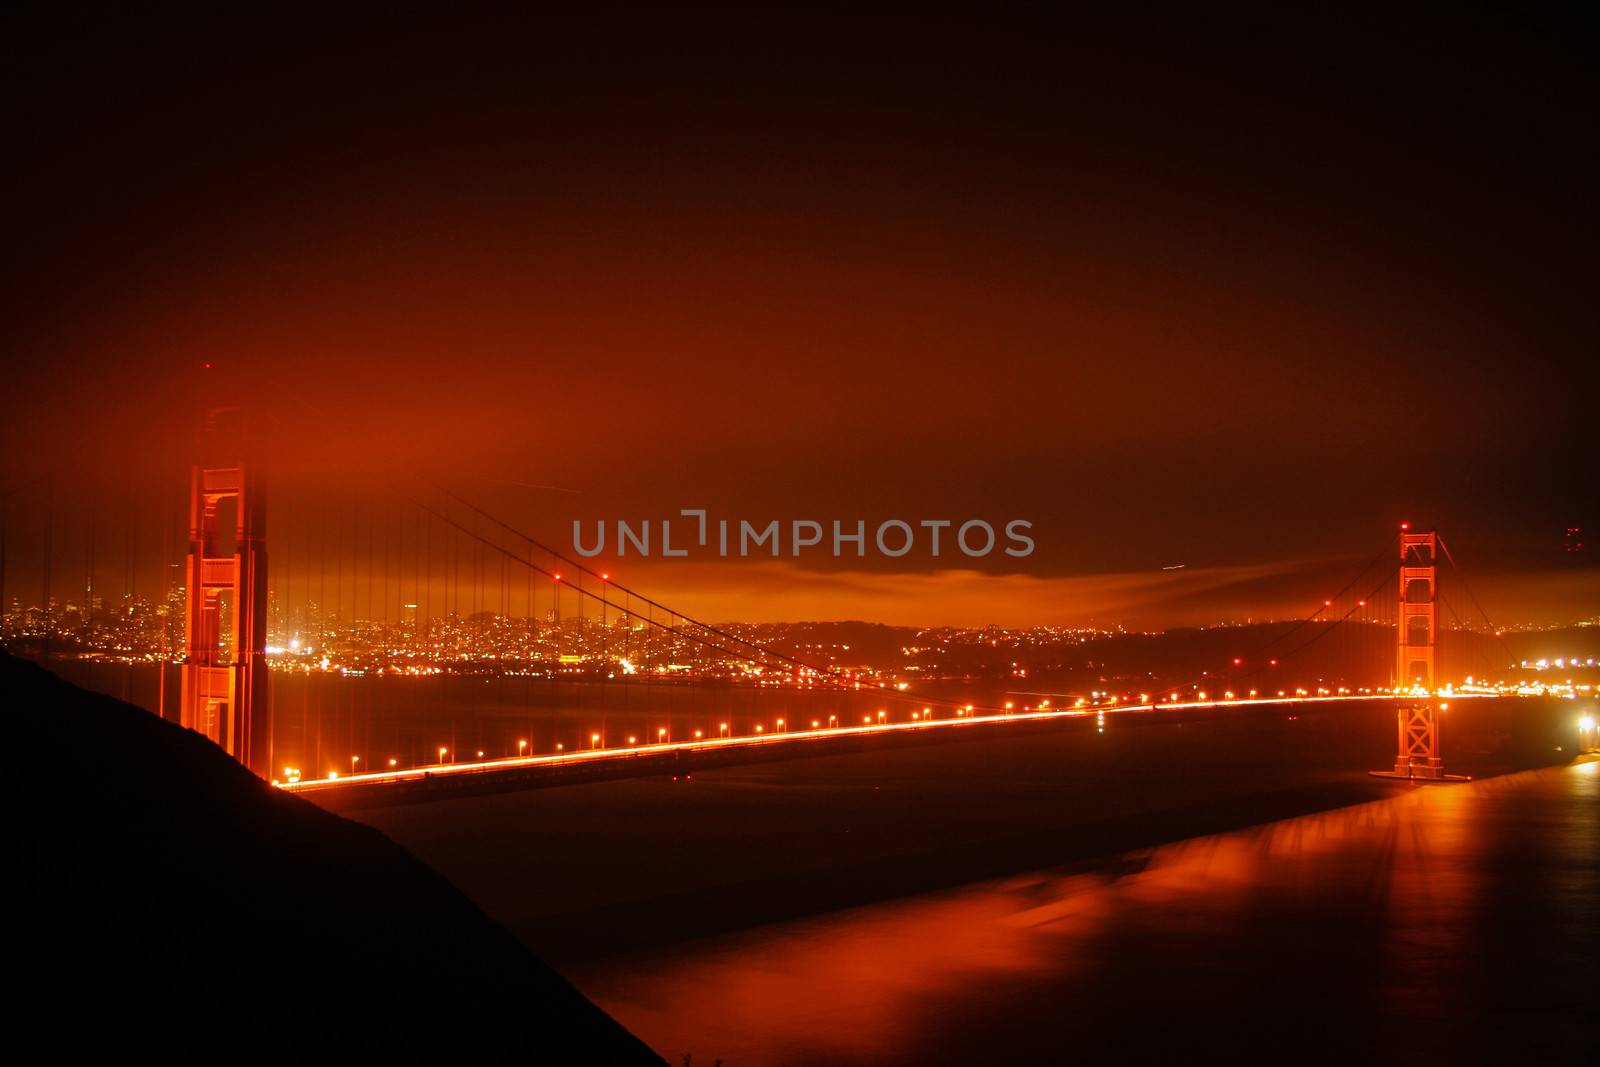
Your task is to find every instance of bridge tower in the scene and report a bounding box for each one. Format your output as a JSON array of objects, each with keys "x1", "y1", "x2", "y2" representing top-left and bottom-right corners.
[
  {"x1": 1372, "y1": 527, "x2": 1465, "y2": 782},
  {"x1": 179, "y1": 406, "x2": 270, "y2": 777}
]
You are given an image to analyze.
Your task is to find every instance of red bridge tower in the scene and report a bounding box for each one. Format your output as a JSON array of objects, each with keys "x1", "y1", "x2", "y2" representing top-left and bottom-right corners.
[
  {"x1": 1372, "y1": 527, "x2": 1466, "y2": 782},
  {"x1": 179, "y1": 407, "x2": 270, "y2": 777}
]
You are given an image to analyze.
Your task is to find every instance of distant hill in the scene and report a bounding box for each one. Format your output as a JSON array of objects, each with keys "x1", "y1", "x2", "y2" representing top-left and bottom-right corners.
[
  {"x1": 7, "y1": 651, "x2": 664, "y2": 1061},
  {"x1": 729, "y1": 618, "x2": 1575, "y2": 690}
]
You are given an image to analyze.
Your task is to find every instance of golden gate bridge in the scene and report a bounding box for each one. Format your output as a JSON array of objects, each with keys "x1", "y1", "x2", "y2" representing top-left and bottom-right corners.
[{"x1": 0, "y1": 402, "x2": 1523, "y2": 802}]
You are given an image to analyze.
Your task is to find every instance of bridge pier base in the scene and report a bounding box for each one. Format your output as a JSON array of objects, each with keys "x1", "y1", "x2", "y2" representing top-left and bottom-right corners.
[{"x1": 1370, "y1": 699, "x2": 1469, "y2": 783}]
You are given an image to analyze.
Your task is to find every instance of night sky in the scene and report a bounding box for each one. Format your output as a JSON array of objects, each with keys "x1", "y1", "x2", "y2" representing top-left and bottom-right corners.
[{"x1": 2, "y1": 8, "x2": 1594, "y2": 626}]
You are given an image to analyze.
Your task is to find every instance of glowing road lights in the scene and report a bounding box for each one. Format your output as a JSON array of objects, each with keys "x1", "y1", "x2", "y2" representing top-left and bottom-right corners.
[
  {"x1": 388, "y1": 758, "x2": 397, "y2": 767},
  {"x1": 280, "y1": 691, "x2": 1503, "y2": 797},
  {"x1": 658, "y1": 728, "x2": 668, "y2": 743},
  {"x1": 518, "y1": 739, "x2": 528, "y2": 755},
  {"x1": 1580, "y1": 716, "x2": 1595, "y2": 731}
]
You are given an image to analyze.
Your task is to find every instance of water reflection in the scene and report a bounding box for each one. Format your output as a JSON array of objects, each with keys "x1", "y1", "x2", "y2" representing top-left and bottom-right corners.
[{"x1": 573, "y1": 762, "x2": 1598, "y2": 1065}]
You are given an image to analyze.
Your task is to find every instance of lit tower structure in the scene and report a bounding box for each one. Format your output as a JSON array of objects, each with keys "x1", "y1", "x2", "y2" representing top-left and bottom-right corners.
[
  {"x1": 179, "y1": 406, "x2": 270, "y2": 777},
  {"x1": 1372, "y1": 526, "x2": 1465, "y2": 782}
]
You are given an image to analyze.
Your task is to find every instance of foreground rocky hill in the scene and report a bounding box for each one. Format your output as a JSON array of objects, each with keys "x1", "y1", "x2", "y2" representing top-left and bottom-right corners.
[{"x1": 7, "y1": 651, "x2": 663, "y2": 1061}]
